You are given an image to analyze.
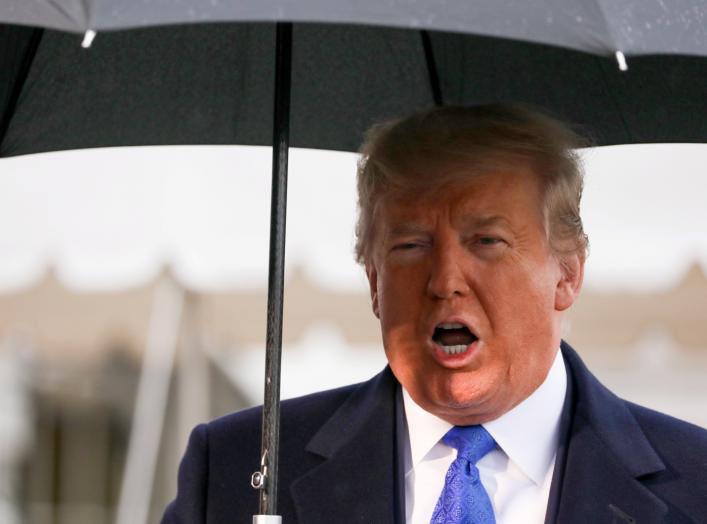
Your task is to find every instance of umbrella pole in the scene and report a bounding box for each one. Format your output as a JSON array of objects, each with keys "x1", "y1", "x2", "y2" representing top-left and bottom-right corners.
[{"x1": 252, "y1": 22, "x2": 293, "y2": 523}]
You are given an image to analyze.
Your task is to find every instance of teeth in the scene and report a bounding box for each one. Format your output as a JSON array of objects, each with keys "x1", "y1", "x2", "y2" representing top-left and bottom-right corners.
[
  {"x1": 439, "y1": 322, "x2": 464, "y2": 329},
  {"x1": 440, "y1": 344, "x2": 469, "y2": 355}
]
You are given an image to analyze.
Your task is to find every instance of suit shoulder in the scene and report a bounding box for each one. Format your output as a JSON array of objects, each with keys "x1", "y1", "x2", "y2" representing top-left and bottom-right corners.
[
  {"x1": 628, "y1": 402, "x2": 707, "y2": 440},
  {"x1": 627, "y1": 401, "x2": 707, "y2": 454}
]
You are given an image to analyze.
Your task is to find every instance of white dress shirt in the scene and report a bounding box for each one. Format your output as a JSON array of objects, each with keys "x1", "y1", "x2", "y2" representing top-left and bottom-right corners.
[{"x1": 402, "y1": 349, "x2": 567, "y2": 524}]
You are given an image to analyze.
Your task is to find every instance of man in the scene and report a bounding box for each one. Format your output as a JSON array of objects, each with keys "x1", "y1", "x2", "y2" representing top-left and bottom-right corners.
[{"x1": 162, "y1": 105, "x2": 707, "y2": 523}]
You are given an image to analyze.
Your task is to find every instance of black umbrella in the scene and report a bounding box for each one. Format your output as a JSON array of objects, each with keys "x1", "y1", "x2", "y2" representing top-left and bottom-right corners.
[
  {"x1": 1, "y1": 4, "x2": 706, "y2": 521},
  {"x1": 2, "y1": 22, "x2": 707, "y2": 155}
]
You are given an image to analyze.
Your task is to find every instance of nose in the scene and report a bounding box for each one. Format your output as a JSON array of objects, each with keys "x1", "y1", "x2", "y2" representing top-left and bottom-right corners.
[{"x1": 426, "y1": 242, "x2": 471, "y2": 299}]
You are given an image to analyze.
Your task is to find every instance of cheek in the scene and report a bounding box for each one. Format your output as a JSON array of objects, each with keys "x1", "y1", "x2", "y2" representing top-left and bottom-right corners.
[
  {"x1": 378, "y1": 266, "x2": 424, "y2": 322},
  {"x1": 498, "y1": 254, "x2": 559, "y2": 304},
  {"x1": 481, "y1": 262, "x2": 558, "y2": 342},
  {"x1": 379, "y1": 289, "x2": 416, "y2": 342},
  {"x1": 494, "y1": 266, "x2": 560, "y2": 370}
]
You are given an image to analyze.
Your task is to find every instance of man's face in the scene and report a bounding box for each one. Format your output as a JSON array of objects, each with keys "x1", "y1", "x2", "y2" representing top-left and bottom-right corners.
[{"x1": 366, "y1": 168, "x2": 582, "y2": 425}]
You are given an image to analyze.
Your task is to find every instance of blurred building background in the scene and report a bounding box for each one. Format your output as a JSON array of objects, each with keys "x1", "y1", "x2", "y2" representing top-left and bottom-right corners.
[{"x1": 0, "y1": 144, "x2": 705, "y2": 523}]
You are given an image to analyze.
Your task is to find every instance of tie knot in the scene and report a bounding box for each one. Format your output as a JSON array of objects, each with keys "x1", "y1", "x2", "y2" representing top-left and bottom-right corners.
[{"x1": 442, "y1": 425, "x2": 495, "y2": 464}]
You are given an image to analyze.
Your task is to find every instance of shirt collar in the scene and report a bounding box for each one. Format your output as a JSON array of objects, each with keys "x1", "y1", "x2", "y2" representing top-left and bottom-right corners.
[{"x1": 402, "y1": 348, "x2": 567, "y2": 485}]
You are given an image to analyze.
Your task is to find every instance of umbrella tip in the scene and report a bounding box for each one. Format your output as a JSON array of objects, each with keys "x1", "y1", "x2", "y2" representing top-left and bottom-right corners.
[
  {"x1": 615, "y1": 50, "x2": 628, "y2": 72},
  {"x1": 82, "y1": 30, "x2": 97, "y2": 49}
]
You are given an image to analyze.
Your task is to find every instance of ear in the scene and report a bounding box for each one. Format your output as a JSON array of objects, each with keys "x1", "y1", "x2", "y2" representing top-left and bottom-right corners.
[
  {"x1": 365, "y1": 262, "x2": 380, "y2": 318},
  {"x1": 554, "y1": 253, "x2": 585, "y2": 312}
]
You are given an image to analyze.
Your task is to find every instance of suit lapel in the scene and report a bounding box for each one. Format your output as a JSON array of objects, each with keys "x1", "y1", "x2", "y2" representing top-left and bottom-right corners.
[
  {"x1": 552, "y1": 343, "x2": 668, "y2": 524},
  {"x1": 290, "y1": 368, "x2": 399, "y2": 524},
  {"x1": 556, "y1": 414, "x2": 667, "y2": 524}
]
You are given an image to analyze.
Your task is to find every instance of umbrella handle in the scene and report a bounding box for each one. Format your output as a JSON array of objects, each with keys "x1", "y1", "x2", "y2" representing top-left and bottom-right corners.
[{"x1": 252, "y1": 21, "x2": 293, "y2": 520}]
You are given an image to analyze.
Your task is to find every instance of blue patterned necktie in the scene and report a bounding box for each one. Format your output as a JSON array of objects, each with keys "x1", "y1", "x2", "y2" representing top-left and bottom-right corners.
[{"x1": 430, "y1": 425, "x2": 497, "y2": 524}]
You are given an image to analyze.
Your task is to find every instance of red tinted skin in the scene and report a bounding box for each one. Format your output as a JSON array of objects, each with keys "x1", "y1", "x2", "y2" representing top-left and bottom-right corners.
[{"x1": 365, "y1": 168, "x2": 583, "y2": 425}]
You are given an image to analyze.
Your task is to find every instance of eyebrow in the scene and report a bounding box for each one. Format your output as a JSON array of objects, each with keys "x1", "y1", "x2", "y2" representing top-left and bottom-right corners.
[{"x1": 384, "y1": 215, "x2": 512, "y2": 238}]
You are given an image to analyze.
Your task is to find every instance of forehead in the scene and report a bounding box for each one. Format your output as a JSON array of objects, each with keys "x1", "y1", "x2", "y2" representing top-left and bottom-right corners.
[{"x1": 376, "y1": 168, "x2": 545, "y2": 228}]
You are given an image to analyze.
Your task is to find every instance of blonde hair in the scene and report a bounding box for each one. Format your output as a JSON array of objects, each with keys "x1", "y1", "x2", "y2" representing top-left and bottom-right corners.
[{"x1": 355, "y1": 104, "x2": 590, "y2": 265}]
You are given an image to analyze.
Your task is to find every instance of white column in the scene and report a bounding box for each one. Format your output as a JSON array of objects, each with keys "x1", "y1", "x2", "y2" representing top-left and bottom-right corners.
[{"x1": 115, "y1": 276, "x2": 184, "y2": 524}]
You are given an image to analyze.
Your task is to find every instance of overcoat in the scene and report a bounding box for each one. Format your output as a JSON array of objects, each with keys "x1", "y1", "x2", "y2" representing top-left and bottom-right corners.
[{"x1": 162, "y1": 342, "x2": 707, "y2": 523}]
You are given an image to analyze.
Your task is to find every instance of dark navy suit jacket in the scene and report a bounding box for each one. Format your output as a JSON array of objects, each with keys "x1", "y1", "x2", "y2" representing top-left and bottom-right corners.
[{"x1": 162, "y1": 342, "x2": 707, "y2": 523}]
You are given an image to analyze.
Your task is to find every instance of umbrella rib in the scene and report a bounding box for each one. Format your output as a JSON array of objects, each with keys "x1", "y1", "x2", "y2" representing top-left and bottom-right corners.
[
  {"x1": 420, "y1": 30, "x2": 443, "y2": 106},
  {"x1": 594, "y1": 55, "x2": 636, "y2": 143},
  {"x1": 591, "y1": 0, "x2": 622, "y2": 56},
  {"x1": 574, "y1": 1, "x2": 635, "y2": 142},
  {"x1": 45, "y1": 0, "x2": 86, "y2": 31},
  {"x1": 0, "y1": 27, "x2": 43, "y2": 152}
]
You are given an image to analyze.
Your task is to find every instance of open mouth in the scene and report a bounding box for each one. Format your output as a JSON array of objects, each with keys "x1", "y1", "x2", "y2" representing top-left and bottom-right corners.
[{"x1": 432, "y1": 322, "x2": 478, "y2": 355}]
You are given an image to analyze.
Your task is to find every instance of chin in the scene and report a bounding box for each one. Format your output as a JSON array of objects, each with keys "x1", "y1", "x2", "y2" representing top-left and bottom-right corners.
[
  {"x1": 426, "y1": 369, "x2": 505, "y2": 422},
  {"x1": 437, "y1": 386, "x2": 490, "y2": 412}
]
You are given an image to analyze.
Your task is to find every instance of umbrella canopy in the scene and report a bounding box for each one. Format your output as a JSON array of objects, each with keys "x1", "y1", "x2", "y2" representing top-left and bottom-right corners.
[
  {"x1": 1, "y1": 20, "x2": 707, "y2": 157},
  {"x1": 3, "y1": 0, "x2": 707, "y2": 56}
]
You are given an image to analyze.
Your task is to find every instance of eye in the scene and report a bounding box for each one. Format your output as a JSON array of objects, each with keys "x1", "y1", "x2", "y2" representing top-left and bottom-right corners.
[
  {"x1": 389, "y1": 237, "x2": 431, "y2": 255},
  {"x1": 392, "y1": 242, "x2": 423, "y2": 251},
  {"x1": 476, "y1": 236, "x2": 502, "y2": 246}
]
